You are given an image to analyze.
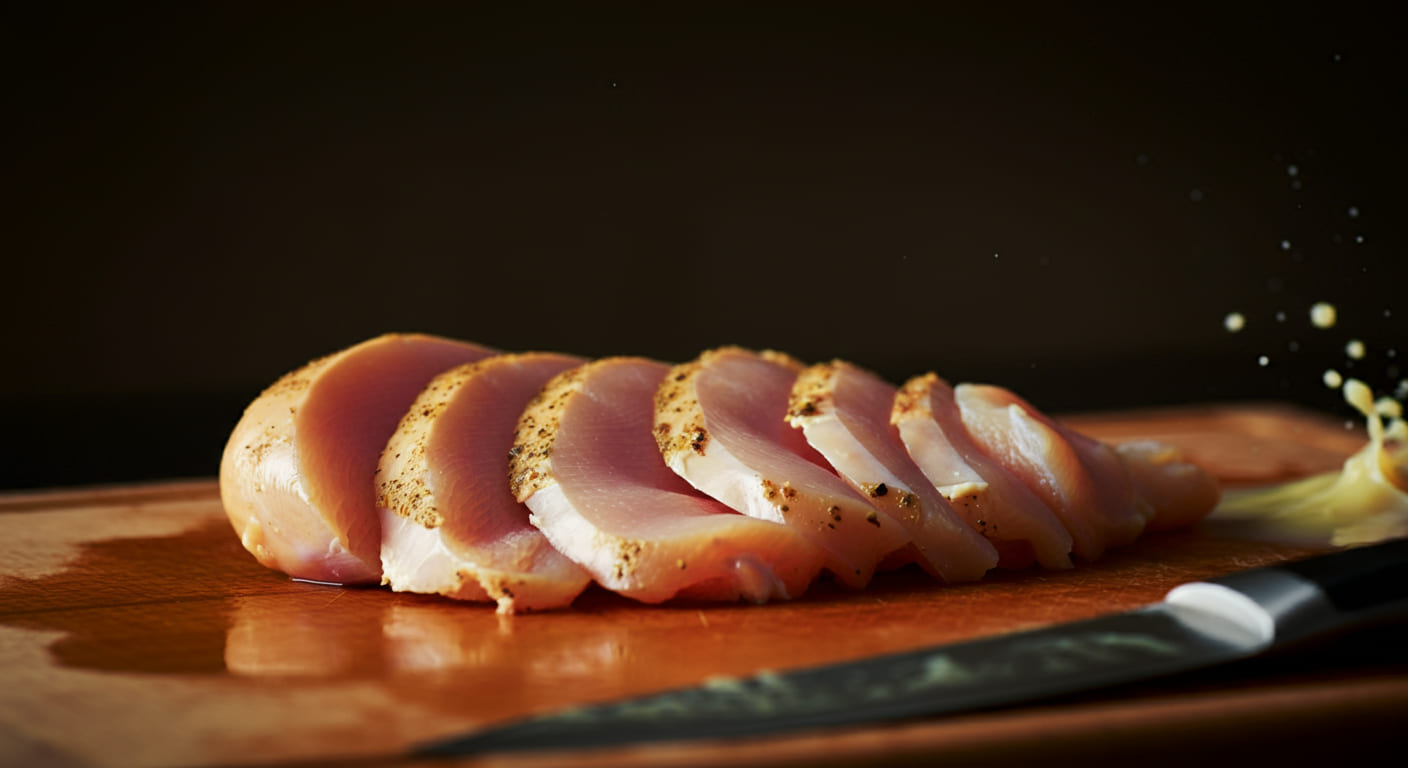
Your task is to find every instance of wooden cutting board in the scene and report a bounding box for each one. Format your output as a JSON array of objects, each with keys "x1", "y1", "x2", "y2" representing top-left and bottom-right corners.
[{"x1": 1, "y1": 403, "x2": 1403, "y2": 767}]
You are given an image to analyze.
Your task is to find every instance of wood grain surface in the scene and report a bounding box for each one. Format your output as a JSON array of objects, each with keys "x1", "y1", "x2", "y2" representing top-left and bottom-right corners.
[{"x1": 1, "y1": 403, "x2": 1402, "y2": 767}]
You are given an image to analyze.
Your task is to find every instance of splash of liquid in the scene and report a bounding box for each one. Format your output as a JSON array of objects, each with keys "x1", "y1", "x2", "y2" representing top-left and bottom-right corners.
[{"x1": 1209, "y1": 379, "x2": 1408, "y2": 545}]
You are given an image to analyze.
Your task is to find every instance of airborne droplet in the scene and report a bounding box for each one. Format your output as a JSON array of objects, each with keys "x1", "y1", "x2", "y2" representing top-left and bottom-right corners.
[
  {"x1": 1310, "y1": 302, "x2": 1338, "y2": 329},
  {"x1": 1343, "y1": 379, "x2": 1374, "y2": 415}
]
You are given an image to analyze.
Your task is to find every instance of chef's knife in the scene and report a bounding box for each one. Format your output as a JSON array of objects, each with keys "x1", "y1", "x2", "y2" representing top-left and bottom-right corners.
[{"x1": 418, "y1": 537, "x2": 1408, "y2": 756}]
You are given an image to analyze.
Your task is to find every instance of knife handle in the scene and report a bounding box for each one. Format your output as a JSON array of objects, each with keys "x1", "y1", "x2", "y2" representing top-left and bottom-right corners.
[
  {"x1": 1275, "y1": 536, "x2": 1408, "y2": 614},
  {"x1": 1168, "y1": 537, "x2": 1408, "y2": 649}
]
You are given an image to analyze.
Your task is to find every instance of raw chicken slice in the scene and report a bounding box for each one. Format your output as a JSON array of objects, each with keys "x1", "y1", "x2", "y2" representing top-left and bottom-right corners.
[
  {"x1": 220, "y1": 333, "x2": 496, "y2": 584},
  {"x1": 955, "y1": 383, "x2": 1151, "y2": 560},
  {"x1": 1113, "y1": 440, "x2": 1222, "y2": 533},
  {"x1": 785, "y1": 362, "x2": 999, "y2": 582},
  {"x1": 507, "y1": 357, "x2": 826, "y2": 604},
  {"x1": 893, "y1": 373, "x2": 1074, "y2": 570},
  {"x1": 654, "y1": 347, "x2": 910, "y2": 588},
  {"x1": 377, "y1": 353, "x2": 593, "y2": 613}
]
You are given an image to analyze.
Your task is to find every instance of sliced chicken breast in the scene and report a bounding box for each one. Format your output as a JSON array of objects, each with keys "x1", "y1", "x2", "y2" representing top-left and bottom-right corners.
[
  {"x1": 377, "y1": 353, "x2": 593, "y2": 613},
  {"x1": 955, "y1": 383, "x2": 1151, "y2": 560},
  {"x1": 654, "y1": 347, "x2": 911, "y2": 588},
  {"x1": 786, "y1": 362, "x2": 999, "y2": 582},
  {"x1": 893, "y1": 373, "x2": 1074, "y2": 569},
  {"x1": 1113, "y1": 440, "x2": 1222, "y2": 532},
  {"x1": 508, "y1": 357, "x2": 826, "y2": 604},
  {"x1": 220, "y1": 333, "x2": 496, "y2": 584}
]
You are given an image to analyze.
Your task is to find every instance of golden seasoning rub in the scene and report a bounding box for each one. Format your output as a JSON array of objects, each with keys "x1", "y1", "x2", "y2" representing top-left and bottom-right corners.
[
  {"x1": 508, "y1": 364, "x2": 587, "y2": 500},
  {"x1": 689, "y1": 427, "x2": 710, "y2": 455},
  {"x1": 610, "y1": 539, "x2": 648, "y2": 582},
  {"x1": 786, "y1": 361, "x2": 836, "y2": 421},
  {"x1": 891, "y1": 374, "x2": 936, "y2": 422},
  {"x1": 377, "y1": 362, "x2": 490, "y2": 529},
  {"x1": 758, "y1": 348, "x2": 806, "y2": 372},
  {"x1": 862, "y1": 482, "x2": 889, "y2": 498},
  {"x1": 654, "y1": 359, "x2": 706, "y2": 461}
]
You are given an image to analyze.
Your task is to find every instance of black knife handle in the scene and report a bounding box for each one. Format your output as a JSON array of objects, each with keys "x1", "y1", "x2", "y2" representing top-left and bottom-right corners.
[
  {"x1": 1275, "y1": 536, "x2": 1408, "y2": 614},
  {"x1": 1199, "y1": 536, "x2": 1408, "y2": 646}
]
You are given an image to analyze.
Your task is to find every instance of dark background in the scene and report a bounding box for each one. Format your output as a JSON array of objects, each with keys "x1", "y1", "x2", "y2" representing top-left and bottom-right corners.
[{"x1": 3, "y1": 3, "x2": 1404, "y2": 490}]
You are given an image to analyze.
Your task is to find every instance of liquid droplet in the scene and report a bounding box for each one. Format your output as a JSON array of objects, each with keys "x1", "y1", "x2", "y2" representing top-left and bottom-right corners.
[
  {"x1": 1279, "y1": 240, "x2": 1292, "y2": 251},
  {"x1": 1258, "y1": 355, "x2": 1271, "y2": 367},
  {"x1": 1343, "y1": 379, "x2": 1374, "y2": 414},
  {"x1": 1346, "y1": 339, "x2": 1367, "y2": 360},
  {"x1": 1323, "y1": 369, "x2": 1344, "y2": 388},
  {"x1": 1348, "y1": 205, "x2": 1360, "y2": 218},
  {"x1": 1189, "y1": 188, "x2": 1204, "y2": 202},
  {"x1": 1310, "y1": 302, "x2": 1338, "y2": 329},
  {"x1": 1223, "y1": 312, "x2": 1246, "y2": 332}
]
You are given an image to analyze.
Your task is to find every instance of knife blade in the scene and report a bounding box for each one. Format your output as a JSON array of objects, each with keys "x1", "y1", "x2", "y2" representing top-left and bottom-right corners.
[{"x1": 418, "y1": 537, "x2": 1408, "y2": 756}]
